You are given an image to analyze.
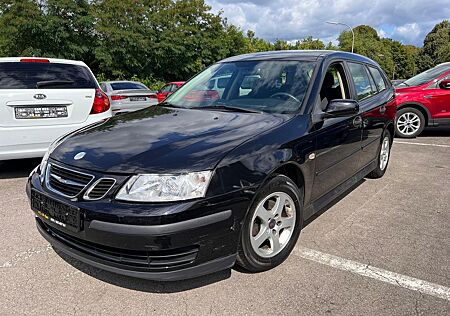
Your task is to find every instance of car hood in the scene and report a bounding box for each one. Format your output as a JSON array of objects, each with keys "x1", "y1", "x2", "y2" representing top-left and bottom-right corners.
[
  {"x1": 395, "y1": 85, "x2": 423, "y2": 93},
  {"x1": 51, "y1": 106, "x2": 287, "y2": 174}
]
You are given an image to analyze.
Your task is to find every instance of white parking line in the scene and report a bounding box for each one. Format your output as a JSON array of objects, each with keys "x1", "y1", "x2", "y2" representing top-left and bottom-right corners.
[
  {"x1": 293, "y1": 247, "x2": 450, "y2": 301},
  {"x1": 394, "y1": 141, "x2": 450, "y2": 148}
]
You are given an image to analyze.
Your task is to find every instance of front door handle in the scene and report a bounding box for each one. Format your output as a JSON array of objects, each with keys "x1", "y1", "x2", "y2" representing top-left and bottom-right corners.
[
  {"x1": 424, "y1": 95, "x2": 433, "y2": 99},
  {"x1": 379, "y1": 105, "x2": 386, "y2": 114},
  {"x1": 353, "y1": 115, "x2": 363, "y2": 128}
]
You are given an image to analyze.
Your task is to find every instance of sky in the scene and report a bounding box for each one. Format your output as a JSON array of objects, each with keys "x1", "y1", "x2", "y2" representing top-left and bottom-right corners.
[{"x1": 205, "y1": 0, "x2": 450, "y2": 47}]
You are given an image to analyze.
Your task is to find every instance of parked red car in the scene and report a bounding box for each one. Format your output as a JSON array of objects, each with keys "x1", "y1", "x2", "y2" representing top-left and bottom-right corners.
[
  {"x1": 394, "y1": 63, "x2": 450, "y2": 138},
  {"x1": 156, "y1": 81, "x2": 185, "y2": 103}
]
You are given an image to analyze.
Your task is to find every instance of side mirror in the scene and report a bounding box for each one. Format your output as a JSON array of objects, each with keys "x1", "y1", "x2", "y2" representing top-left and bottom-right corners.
[
  {"x1": 324, "y1": 99, "x2": 359, "y2": 118},
  {"x1": 439, "y1": 80, "x2": 450, "y2": 90}
]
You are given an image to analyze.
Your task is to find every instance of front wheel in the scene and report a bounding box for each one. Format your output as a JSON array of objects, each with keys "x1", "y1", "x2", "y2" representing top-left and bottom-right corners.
[{"x1": 236, "y1": 175, "x2": 303, "y2": 272}]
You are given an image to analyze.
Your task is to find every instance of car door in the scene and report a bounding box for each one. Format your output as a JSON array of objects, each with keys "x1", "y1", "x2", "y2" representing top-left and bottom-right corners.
[
  {"x1": 349, "y1": 63, "x2": 394, "y2": 167},
  {"x1": 425, "y1": 73, "x2": 450, "y2": 120},
  {"x1": 311, "y1": 61, "x2": 364, "y2": 201}
]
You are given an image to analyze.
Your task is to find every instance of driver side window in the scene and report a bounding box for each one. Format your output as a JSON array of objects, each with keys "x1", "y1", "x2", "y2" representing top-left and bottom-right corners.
[
  {"x1": 319, "y1": 63, "x2": 350, "y2": 111},
  {"x1": 160, "y1": 84, "x2": 171, "y2": 93}
]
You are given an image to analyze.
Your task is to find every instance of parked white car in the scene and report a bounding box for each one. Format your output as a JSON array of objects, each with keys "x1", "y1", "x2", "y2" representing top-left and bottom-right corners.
[
  {"x1": 0, "y1": 57, "x2": 112, "y2": 161},
  {"x1": 99, "y1": 81, "x2": 158, "y2": 115}
]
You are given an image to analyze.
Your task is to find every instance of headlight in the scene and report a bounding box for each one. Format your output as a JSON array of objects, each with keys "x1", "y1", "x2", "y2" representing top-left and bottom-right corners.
[
  {"x1": 116, "y1": 171, "x2": 213, "y2": 202},
  {"x1": 39, "y1": 135, "x2": 69, "y2": 182}
]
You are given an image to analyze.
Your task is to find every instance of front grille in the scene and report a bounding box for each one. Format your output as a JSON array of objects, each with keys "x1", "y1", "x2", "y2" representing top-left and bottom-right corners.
[
  {"x1": 40, "y1": 220, "x2": 199, "y2": 269},
  {"x1": 84, "y1": 178, "x2": 116, "y2": 200},
  {"x1": 46, "y1": 163, "x2": 94, "y2": 198}
]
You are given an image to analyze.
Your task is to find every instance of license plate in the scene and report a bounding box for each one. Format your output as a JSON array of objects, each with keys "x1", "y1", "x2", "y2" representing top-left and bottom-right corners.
[
  {"x1": 15, "y1": 106, "x2": 68, "y2": 119},
  {"x1": 31, "y1": 190, "x2": 81, "y2": 232},
  {"x1": 129, "y1": 97, "x2": 146, "y2": 102}
]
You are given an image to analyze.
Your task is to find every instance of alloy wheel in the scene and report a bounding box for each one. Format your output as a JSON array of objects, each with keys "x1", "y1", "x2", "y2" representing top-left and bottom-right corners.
[
  {"x1": 397, "y1": 112, "x2": 421, "y2": 136},
  {"x1": 379, "y1": 136, "x2": 390, "y2": 171},
  {"x1": 250, "y1": 192, "x2": 296, "y2": 258}
]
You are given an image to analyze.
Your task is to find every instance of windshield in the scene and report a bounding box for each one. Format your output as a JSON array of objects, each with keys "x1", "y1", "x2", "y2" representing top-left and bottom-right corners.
[
  {"x1": 165, "y1": 60, "x2": 316, "y2": 114},
  {"x1": 400, "y1": 64, "x2": 450, "y2": 87}
]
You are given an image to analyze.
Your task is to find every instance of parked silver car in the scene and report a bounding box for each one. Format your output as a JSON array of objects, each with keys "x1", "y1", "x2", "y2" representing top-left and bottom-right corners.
[{"x1": 99, "y1": 81, "x2": 158, "y2": 115}]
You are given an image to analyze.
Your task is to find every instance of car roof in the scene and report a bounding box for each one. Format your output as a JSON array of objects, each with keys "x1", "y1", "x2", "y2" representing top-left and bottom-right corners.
[
  {"x1": 0, "y1": 57, "x2": 88, "y2": 67},
  {"x1": 220, "y1": 50, "x2": 378, "y2": 66},
  {"x1": 103, "y1": 80, "x2": 145, "y2": 85}
]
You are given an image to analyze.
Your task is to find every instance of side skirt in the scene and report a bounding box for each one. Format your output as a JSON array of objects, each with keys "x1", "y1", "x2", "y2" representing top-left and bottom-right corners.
[{"x1": 303, "y1": 160, "x2": 377, "y2": 220}]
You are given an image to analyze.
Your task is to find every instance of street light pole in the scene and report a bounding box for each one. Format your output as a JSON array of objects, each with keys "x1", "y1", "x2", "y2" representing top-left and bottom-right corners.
[{"x1": 326, "y1": 21, "x2": 354, "y2": 53}]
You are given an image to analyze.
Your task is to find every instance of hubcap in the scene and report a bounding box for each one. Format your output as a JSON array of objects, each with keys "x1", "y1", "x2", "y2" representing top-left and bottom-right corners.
[
  {"x1": 250, "y1": 192, "x2": 296, "y2": 258},
  {"x1": 379, "y1": 136, "x2": 390, "y2": 171},
  {"x1": 397, "y1": 112, "x2": 420, "y2": 136}
]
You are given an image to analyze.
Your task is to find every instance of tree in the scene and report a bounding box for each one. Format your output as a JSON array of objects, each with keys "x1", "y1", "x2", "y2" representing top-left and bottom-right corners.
[
  {"x1": 0, "y1": 0, "x2": 44, "y2": 56},
  {"x1": 91, "y1": 0, "x2": 161, "y2": 78},
  {"x1": 42, "y1": 0, "x2": 95, "y2": 64},
  {"x1": 418, "y1": 20, "x2": 450, "y2": 71},
  {"x1": 338, "y1": 25, "x2": 394, "y2": 77},
  {"x1": 293, "y1": 36, "x2": 325, "y2": 50}
]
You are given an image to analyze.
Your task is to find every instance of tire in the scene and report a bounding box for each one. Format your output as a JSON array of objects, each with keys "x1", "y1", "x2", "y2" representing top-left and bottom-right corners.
[
  {"x1": 395, "y1": 107, "x2": 425, "y2": 138},
  {"x1": 367, "y1": 129, "x2": 392, "y2": 179},
  {"x1": 236, "y1": 175, "x2": 303, "y2": 272}
]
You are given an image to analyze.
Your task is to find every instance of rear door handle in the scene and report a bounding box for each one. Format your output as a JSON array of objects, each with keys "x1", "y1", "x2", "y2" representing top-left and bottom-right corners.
[
  {"x1": 424, "y1": 95, "x2": 433, "y2": 99},
  {"x1": 379, "y1": 105, "x2": 386, "y2": 114}
]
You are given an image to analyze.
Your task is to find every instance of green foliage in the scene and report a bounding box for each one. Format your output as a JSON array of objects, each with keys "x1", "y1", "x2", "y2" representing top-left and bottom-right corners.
[
  {"x1": 0, "y1": 2, "x2": 447, "y2": 83},
  {"x1": 418, "y1": 20, "x2": 450, "y2": 71}
]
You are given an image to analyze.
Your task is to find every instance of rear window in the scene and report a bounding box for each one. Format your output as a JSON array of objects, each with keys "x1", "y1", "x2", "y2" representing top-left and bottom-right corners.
[
  {"x1": 347, "y1": 63, "x2": 378, "y2": 100},
  {"x1": 110, "y1": 82, "x2": 147, "y2": 90},
  {"x1": 368, "y1": 67, "x2": 387, "y2": 92},
  {"x1": 0, "y1": 62, "x2": 96, "y2": 89}
]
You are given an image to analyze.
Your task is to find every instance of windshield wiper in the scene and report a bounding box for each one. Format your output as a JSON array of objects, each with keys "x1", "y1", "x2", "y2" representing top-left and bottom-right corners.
[
  {"x1": 192, "y1": 105, "x2": 263, "y2": 114},
  {"x1": 36, "y1": 80, "x2": 75, "y2": 88}
]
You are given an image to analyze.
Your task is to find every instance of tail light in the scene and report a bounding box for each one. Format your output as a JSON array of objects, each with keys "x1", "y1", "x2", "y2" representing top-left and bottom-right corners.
[
  {"x1": 91, "y1": 88, "x2": 110, "y2": 114},
  {"x1": 111, "y1": 95, "x2": 128, "y2": 101}
]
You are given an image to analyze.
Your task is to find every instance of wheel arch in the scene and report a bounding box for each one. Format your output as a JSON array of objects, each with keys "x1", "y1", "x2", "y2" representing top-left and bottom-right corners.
[
  {"x1": 397, "y1": 102, "x2": 431, "y2": 126},
  {"x1": 386, "y1": 122, "x2": 395, "y2": 144},
  {"x1": 267, "y1": 162, "x2": 306, "y2": 206}
]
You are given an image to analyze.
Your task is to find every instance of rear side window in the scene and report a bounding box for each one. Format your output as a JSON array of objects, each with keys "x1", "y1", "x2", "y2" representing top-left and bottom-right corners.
[
  {"x1": 160, "y1": 84, "x2": 171, "y2": 92},
  {"x1": 110, "y1": 82, "x2": 146, "y2": 90},
  {"x1": 368, "y1": 67, "x2": 387, "y2": 92},
  {"x1": 217, "y1": 77, "x2": 229, "y2": 89},
  {"x1": 347, "y1": 63, "x2": 377, "y2": 100},
  {"x1": 0, "y1": 62, "x2": 96, "y2": 89}
]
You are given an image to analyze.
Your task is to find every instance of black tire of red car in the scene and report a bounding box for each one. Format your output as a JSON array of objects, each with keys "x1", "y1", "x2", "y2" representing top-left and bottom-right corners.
[
  {"x1": 367, "y1": 129, "x2": 392, "y2": 179},
  {"x1": 236, "y1": 175, "x2": 303, "y2": 272},
  {"x1": 395, "y1": 107, "x2": 425, "y2": 138}
]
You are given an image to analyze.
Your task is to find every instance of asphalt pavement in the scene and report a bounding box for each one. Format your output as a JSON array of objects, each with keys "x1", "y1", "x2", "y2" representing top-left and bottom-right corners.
[{"x1": 1, "y1": 128, "x2": 449, "y2": 315}]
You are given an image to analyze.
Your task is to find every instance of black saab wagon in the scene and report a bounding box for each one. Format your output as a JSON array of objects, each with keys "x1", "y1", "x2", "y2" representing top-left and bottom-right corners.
[{"x1": 27, "y1": 50, "x2": 396, "y2": 281}]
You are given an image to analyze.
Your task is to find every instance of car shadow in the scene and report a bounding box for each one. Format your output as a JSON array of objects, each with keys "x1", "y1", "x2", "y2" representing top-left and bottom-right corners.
[
  {"x1": 55, "y1": 249, "x2": 232, "y2": 293},
  {"x1": 419, "y1": 126, "x2": 450, "y2": 137},
  {"x1": 0, "y1": 158, "x2": 41, "y2": 179}
]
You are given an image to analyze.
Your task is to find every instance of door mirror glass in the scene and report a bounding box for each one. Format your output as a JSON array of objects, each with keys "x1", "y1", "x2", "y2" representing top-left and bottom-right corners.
[
  {"x1": 324, "y1": 99, "x2": 359, "y2": 117},
  {"x1": 439, "y1": 80, "x2": 450, "y2": 90}
]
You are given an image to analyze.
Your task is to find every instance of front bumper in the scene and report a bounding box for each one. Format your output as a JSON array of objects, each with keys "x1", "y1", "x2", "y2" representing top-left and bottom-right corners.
[
  {"x1": 27, "y1": 169, "x2": 251, "y2": 281},
  {"x1": 36, "y1": 218, "x2": 236, "y2": 281}
]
